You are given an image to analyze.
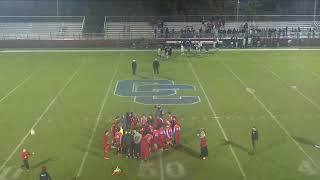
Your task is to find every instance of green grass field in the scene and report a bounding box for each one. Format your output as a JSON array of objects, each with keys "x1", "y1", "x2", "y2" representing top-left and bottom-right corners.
[{"x1": 0, "y1": 49, "x2": 320, "y2": 180}]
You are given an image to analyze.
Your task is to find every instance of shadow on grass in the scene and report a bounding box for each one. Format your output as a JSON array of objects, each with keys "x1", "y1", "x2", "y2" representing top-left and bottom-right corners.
[
  {"x1": 222, "y1": 140, "x2": 252, "y2": 155},
  {"x1": 175, "y1": 144, "x2": 199, "y2": 159},
  {"x1": 136, "y1": 74, "x2": 152, "y2": 79},
  {"x1": 31, "y1": 157, "x2": 56, "y2": 169},
  {"x1": 293, "y1": 136, "x2": 318, "y2": 147},
  {"x1": 73, "y1": 144, "x2": 101, "y2": 159}
]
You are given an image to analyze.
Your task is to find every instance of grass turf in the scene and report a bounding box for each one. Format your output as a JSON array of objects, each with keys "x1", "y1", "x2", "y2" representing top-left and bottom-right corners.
[{"x1": 0, "y1": 50, "x2": 320, "y2": 180}]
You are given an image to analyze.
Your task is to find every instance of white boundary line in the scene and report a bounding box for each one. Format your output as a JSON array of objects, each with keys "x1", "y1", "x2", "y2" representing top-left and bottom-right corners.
[
  {"x1": 133, "y1": 96, "x2": 201, "y2": 106},
  {"x1": 0, "y1": 73, "x2": 33, "y2": 104},
  {"x1": 0, "y1": 67, "x2": 80, "y2": 173},
  {"x1": 294, "y1": 64, "x2": 320, "y2": 82},
  {"x1": 187, "y1": 59, "x2": 248, "y2": 180},
  {"x1": 262, "y1": 65, "x2": 320, "y2": 111},
  {"x1": 221, "y1": 62, "x2": 320, "y2": 169},
  {"x1": 75, "y1": 61, "x2": 120, "y2": 179},
  {"x1": 2, "y1": 48, "x2": 320, "y2": 53}
]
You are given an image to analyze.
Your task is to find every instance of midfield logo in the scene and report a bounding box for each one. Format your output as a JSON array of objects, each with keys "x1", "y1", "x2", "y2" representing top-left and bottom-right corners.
[{"x1": 114, "y1": 80, "x2": 200, "y2": 105}]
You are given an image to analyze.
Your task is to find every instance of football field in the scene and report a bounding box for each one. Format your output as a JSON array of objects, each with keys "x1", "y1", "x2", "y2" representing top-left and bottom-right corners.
[{"x1": 0, "y1": 49, "x2": 320, "y2": 180}]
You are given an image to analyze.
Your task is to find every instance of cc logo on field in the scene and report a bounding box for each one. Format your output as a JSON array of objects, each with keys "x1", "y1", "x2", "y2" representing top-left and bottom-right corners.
[{"x1": 114, "y1": 80, "x2": 200, "y2": 105}]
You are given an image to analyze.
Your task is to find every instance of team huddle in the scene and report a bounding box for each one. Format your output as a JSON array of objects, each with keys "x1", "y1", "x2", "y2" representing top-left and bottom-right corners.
[{"x1": 103, "y1": 106, "x2": 183, "y2": 161}]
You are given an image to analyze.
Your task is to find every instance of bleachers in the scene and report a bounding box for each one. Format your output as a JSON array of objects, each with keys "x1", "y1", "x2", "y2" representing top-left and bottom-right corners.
[
  {"x1": 104, "y1": 20, "x2": 317, "y2": 39},
  {"x1": 0, "y1": 17, "x2": 84, "y2": 40},
  {"x1": 104, "y1": 22, "x2": 154, "y2": 39}
]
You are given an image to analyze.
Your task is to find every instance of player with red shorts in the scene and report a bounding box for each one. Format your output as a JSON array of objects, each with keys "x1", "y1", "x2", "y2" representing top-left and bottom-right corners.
[
  {"x1": 141, "y1": 133, "x2": 153, "y2": 161},
  {"x1": 165, "y1": 125, "x2": 173, "y2": 149},
  {"x1": 103, "y1": 130, "x2": 111, "y2": 159},
  {"x1": 115, "y1": 129, "x2": 122, "y2": 154},
  {"x1": 173, "y1": 123, "x2": 181, "y2": 146}
]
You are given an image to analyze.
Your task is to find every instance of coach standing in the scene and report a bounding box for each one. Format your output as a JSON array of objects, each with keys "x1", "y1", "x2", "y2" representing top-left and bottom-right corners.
[
  {"x1": 251, "y1": 127, "x2": 259, "y2": 154},
  {"x1": 153, "y1": 58, "x2": 160, "y2": 75},
  {"x1": 131, "y1": 60, "x2": 137, "y2": 75}
]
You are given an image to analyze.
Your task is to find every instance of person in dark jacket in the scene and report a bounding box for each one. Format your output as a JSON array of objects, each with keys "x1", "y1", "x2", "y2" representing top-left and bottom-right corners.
[
  {"x1": 40, "y1": 166, "x2": 52, "y2": 180},
  {"x1": 251, "y1": 127, "x2": 259, "y2": 154},
  {"x1": 152, "y1": 58, "x2": 160, "y2": 75},
  {"x1": 131, "y1": 60, "x2": 137, "y2": 75}
]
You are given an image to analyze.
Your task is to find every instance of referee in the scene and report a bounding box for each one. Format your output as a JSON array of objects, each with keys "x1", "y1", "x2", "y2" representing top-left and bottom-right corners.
[
  {"x1": 152, "y1": 58, "x2": 160, "y2": 75},
  {"x1": 251, "y1": 127, "x2": 259, "y2": 154},
  {"x1": 131, "y1": 60, "x2": 137, "y2": 75}
]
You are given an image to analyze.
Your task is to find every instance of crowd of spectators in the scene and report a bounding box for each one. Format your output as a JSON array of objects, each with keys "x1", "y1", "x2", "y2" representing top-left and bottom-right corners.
[{"x1": 153, "y1": 18, "x2": 318, "y2": 39}]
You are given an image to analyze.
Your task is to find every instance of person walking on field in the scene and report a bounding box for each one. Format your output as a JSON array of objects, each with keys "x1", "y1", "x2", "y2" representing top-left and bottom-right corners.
[
  {"x1": 153, "y1": 58, "x2": 160, "y2": 75},
  {"x1": 20, "y1": 149, "x2": 34, "y2": 170},
  {"x1": 131, "y1": 60, "x2": 137, "y2": 75}
]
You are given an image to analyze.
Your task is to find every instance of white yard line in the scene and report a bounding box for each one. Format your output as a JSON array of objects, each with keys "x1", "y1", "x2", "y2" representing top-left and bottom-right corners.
[
  {"x1": 0, "y1": 67, "x2": 80, "y2": 173},
  {"x1": 187, "y1": 59, "x2": 248, "y2": 180},
  {"x1": 294, "y1": 64, "x2": 320, "y2": 81},
  {"x1": 221, "y1": 62, "x2": 320, "y2": 169},
  {"x1": 75, "y1": 61, "x2": 120, "y2": 179},
  {"x1": 262, "y1": 65, "x2": 320, "y2": 111},
  {"x1": 0, "y1": 73, "x2": 33, "y2": 104}
]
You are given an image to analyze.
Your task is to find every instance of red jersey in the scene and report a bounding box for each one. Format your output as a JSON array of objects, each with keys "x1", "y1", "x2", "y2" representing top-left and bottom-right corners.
[
  {"x1": 131, "y1": 116, "x2": 138, "y2": 129},
  {"x1": 141, "y1": 116, "x2": 148, "y2": 126},
  {"x1": 144, "y1": 133, "x2": 153, "y2": 145},
  {"x1": 153, "y1": 129, "x2": 160, "y2": 143},
  {"x1": 104, "y1": 134, "x2": 109, "y2": 146},
  {"x1": 20, "y1": 151, "x2": 31, "y2": 160},
  {"x1": 111, "y1": 123, "x2": 117, "y2": 137},
  {"x1": 149, "y1": 125, "x2": 155, "y2": 133},
  {"x1": 173, "y1": 124, "x2": 181, "y2": 134},
  {"x1": 115, "y1": 131, "x2": 122, "y2": 145},
  {"x1": 156, "y1": 118, "x2": 163, "y2": 128},
  {"x1": 200, "y1": 137, "x2": 207, "y2": 148},
  {"x1": 159, "y1": 127, "x2": 166, "y2": 140},
  {"x1": 165, "y1": 127, "x2": 173, "y2": 140}
]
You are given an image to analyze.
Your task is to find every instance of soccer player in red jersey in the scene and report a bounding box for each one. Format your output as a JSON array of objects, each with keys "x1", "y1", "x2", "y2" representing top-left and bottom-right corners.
[
  {"x1": 140, "y1": 135, "x2": 148, "y2": 161},
  {"x1": 110, "y1": 117, "x2": 119, "y2": 146},
  {"x1": 173, "y1": 123, "x2": 181, "y2": 146},
  {"x1": 140, "y1": 114, "x2": 148, "y2": 126},
  {"x1": 165, "y1": 125, "x2": 173, "y2": 149},
  {"x1": 130, "y1": 115, "x2": 138, "y2": 130},
  {"x1": 152, "y1": 128, "x2": 160, "y2": 152},
  {"x1": 141, "y1": 133, "x2": 153, "y2": 161},
  {"x1": 198, "y1": 129, "x2": 208, "y2": 160},
  {"x1": 155, "y1": 117, "x2": 163, "y2": 129},
  {"x1": 103, "y1": 130, "x2": 111, "y2": 160},
  {"x1": 115, "y1": 129, "x2": 122, "y2": 154},
  {"x1": 158, "y1": 126, "x2": 166, "y2": 150},
  {"x1": 20, "y1": 149, "x2": 33, "y2": 170}
]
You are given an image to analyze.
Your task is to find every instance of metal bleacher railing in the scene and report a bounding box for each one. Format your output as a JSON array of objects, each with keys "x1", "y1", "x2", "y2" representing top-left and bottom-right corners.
[
  {"x1": 0, "y1": 16, "x2": 85, "y2": 40},
  {"x1": 1, "y1": 15, "x2": 320, "y2": 40}
]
